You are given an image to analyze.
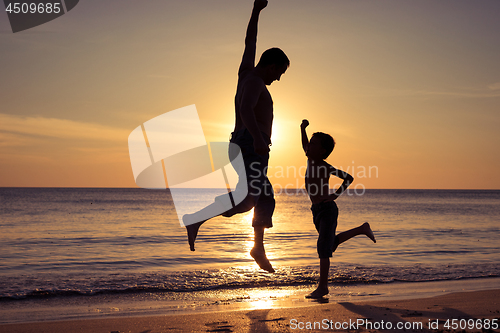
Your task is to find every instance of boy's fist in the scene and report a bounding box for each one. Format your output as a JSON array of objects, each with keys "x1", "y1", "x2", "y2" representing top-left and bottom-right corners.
[{"x1": 301, "y1": 119, "x2": 309, "y2": 129}]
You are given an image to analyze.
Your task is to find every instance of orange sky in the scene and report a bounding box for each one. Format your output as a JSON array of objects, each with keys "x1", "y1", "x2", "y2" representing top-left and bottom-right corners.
[{"x1": 1, "y1": 0, "x2": 499, "y2": 189}]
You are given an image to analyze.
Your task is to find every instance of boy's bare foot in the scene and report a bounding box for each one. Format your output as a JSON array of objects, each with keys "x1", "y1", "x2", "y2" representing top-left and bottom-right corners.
[
  {"x1": 250, "y1": 247, "x2": 275, "y2": 273},
  {"x1": 362, "y1": 222, "x2": 376, "y2": 243},
  {"x1": 184, "y1": 216, "x2": 205, "y2": 251},
  {"x1": 305, "y1": 286, "x2": 329, "y2": 299}
]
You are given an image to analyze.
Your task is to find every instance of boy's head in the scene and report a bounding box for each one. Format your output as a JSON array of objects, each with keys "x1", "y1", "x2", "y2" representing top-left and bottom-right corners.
[{"x1": 311, "y1": 132, "x2": 335, "y2": 159}]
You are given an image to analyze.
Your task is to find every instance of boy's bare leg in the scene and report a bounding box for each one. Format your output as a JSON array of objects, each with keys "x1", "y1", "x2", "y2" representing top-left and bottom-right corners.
[
  {"x1": 250, "y1": 226, "x2": 275, "y2": 273},
  {"x1": 306, "y1": 258, "x2": 330, "y2": 298},
  {"x1": 337, "y1": 222, "x2": 376, "y2": 245},
  {"x1": 306, "y1": 223, "x2": 375, "y2": 299}
]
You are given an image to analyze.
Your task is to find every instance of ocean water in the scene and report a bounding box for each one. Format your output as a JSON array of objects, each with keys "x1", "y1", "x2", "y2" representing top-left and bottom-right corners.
[{"x1": 0, "y1": 188, "x2": 499, "y2": 322}]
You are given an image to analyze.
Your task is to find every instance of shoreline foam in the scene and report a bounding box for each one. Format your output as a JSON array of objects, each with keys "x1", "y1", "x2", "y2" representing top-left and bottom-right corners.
[{"x1": 1, "y1": 277, "x2": 499, "y2": 327}]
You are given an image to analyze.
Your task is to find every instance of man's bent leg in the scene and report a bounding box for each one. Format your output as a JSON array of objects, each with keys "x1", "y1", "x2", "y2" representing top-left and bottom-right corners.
[
  {"x1": 251, "y1": 178, "x2": 275, "y2": 227},
  {"x1": 186, "y1": 220, "x2": 204, "y2": 252},
  {"x1": 184, "y1": 196, "x2": 233, "y2": 251}
]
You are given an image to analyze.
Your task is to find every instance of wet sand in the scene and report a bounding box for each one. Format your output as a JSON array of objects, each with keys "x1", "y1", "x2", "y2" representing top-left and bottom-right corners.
[{"x1": 1, "y1": 289, "x2": 499, "y2": 332}]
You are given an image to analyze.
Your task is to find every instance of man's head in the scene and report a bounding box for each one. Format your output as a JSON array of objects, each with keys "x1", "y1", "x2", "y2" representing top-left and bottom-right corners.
[
  {"x1": 256, "y1": 47, "x2": 289, "y2": 85},
  {"x1": 310, "y1": 132, "x2": 335, "y2": 160}
]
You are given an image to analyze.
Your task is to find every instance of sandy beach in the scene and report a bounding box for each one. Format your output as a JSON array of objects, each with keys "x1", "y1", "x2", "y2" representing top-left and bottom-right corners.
[{"x1": 2, "y1": 288, "x2": 498, "y2": 333}]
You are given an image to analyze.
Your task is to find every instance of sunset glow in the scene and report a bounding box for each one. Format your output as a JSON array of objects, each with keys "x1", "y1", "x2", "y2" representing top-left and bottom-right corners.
[{"x1": 1, "y1": 0, "x2": 499, "y2": 189}]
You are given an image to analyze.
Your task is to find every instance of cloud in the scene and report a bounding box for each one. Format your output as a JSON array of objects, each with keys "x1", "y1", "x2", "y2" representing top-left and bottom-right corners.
[
  {"x1": 0, "y1": 113, "x2": 129, "y2": 144},
  {"x1": 365, "y1": 86, "x2": 500, "y2": 99},
  {"x1": 147, "y1": 74, "x2": 172, "y2": 79},
  {"x1": 488, "y1": 82, "x2": 500, "y2": 91},
  {"x1": 410, "y1": 89, "x2": 500, "y2": 98}
]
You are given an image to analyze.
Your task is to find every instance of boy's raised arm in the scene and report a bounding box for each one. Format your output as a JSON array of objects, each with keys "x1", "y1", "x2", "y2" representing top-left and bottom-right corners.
[
  {"x1": 301, "y1": 119, "x2": 309, "y2": 153},
  {"x1": 238, "y1": 0, "x2": 268, "y2": 75}
]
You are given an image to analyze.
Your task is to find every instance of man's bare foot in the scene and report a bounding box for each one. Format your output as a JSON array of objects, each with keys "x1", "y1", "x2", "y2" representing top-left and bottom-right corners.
[
  {"x1": 250, "y1": 247, "x2": 275, "y2": 273},
  {"x1": 362, "y1": 222, "x2": 376, "y2": 243},
  {"x1": 184, "y1": 216, "x2": 205, "y2": 251},
  {"x1": 305, "y1": 286, "x2": 329, "y2": 299}
]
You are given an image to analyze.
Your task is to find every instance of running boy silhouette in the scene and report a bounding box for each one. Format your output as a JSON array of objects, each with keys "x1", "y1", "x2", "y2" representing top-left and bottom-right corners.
[{"x1": 300, "y1": 119, "x2": 376, "y2": 298}]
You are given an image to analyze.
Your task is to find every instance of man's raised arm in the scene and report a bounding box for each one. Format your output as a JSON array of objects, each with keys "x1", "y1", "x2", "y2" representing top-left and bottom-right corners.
[{"x1": 238, "y1": 0, "x2": 268, "y2": 75}]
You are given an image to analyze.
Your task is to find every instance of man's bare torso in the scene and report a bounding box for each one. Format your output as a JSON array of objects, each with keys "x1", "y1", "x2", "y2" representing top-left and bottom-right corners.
[{"x1": 234, "y1": 70, "x2": 274, "y2": 139}]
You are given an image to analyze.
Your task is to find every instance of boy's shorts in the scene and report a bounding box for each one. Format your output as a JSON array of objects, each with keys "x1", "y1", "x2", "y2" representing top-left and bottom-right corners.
[{"x1": 311, "y1": 201, "x2": 340, "y2": 258}]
